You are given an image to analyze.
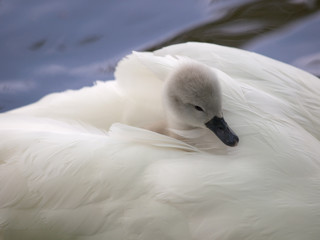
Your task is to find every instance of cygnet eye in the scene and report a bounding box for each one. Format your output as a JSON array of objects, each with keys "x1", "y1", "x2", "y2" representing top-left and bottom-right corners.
[{"x1": 194, "y1": 105, "x2": 204, "y2": 112}]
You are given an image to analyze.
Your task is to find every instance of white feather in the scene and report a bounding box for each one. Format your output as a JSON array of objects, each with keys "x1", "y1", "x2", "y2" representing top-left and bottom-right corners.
[{"x1": 1, "y1": 42, "x2": 320, "y2": 240}]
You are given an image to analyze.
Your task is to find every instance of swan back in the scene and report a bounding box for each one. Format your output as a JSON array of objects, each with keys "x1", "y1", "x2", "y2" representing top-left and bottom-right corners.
[{"x1": 154, "y1": 42, "x2": 320, "y2": 140}]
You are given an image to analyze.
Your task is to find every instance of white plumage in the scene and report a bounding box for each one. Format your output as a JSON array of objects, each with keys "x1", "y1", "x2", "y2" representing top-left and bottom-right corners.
[{"x1": 1, "y1": 42, "x2": 320, "y2": 240}]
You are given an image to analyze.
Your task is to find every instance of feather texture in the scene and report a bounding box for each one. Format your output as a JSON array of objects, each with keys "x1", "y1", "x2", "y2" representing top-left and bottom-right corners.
[{"x1": 1, "y1": 42, "x2": 320, "y2": 240}]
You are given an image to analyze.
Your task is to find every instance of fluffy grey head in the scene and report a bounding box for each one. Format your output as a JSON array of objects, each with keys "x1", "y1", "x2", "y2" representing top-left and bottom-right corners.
[{"x1": 163, "y1": 62, "x2": 223, "y2": 129}]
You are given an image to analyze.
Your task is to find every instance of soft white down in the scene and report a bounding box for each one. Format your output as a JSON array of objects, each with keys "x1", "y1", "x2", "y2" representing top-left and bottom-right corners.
[{"x1": 1, "y1": 42, "x2": 320, "y2": 240}]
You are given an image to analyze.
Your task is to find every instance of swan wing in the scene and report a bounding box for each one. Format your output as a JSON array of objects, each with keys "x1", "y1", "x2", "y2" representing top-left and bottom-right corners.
[{"x1": 1, "y1": 114, "x2": 320, "y2": 239}]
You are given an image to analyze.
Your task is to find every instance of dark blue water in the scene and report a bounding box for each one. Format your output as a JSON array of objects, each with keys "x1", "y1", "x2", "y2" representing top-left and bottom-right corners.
[{"x1": 0, "y1": 0, "x2": 319, "y2": 112}]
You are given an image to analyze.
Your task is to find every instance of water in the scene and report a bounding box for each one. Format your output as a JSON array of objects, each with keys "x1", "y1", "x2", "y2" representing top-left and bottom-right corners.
[{"x1": 0, "y1": 0, "x2": 319, "y2": 112}]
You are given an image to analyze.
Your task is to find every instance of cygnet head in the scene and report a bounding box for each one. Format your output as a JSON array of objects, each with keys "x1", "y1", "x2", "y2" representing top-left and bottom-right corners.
[{"x1": 163, "y1": 62, "x2": 239, "y2": 147}]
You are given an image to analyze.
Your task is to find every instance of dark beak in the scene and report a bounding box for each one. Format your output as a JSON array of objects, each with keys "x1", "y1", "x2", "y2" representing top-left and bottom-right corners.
[{"x1": 205, "y1": 116, "x2": 239, "y2": 147}]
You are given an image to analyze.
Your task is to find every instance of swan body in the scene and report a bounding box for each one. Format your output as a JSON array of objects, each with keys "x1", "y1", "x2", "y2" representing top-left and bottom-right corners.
[{"x1": 1, "y1": 42, "x2": 320, "y2": 240}]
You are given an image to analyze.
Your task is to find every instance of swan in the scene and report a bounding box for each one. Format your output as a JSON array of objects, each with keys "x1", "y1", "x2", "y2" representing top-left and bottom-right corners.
[
  {"x1": 1, "y1": 42, "x2": 320, "y2": 240},
  {"x1": 149, "y1": 61, "x2": 239, "y2": 147}
]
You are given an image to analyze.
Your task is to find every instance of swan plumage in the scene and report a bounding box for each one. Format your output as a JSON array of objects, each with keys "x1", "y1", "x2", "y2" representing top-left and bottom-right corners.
[{"x1": 1, "y1": 42, "x2": 320, "y2": 240}]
